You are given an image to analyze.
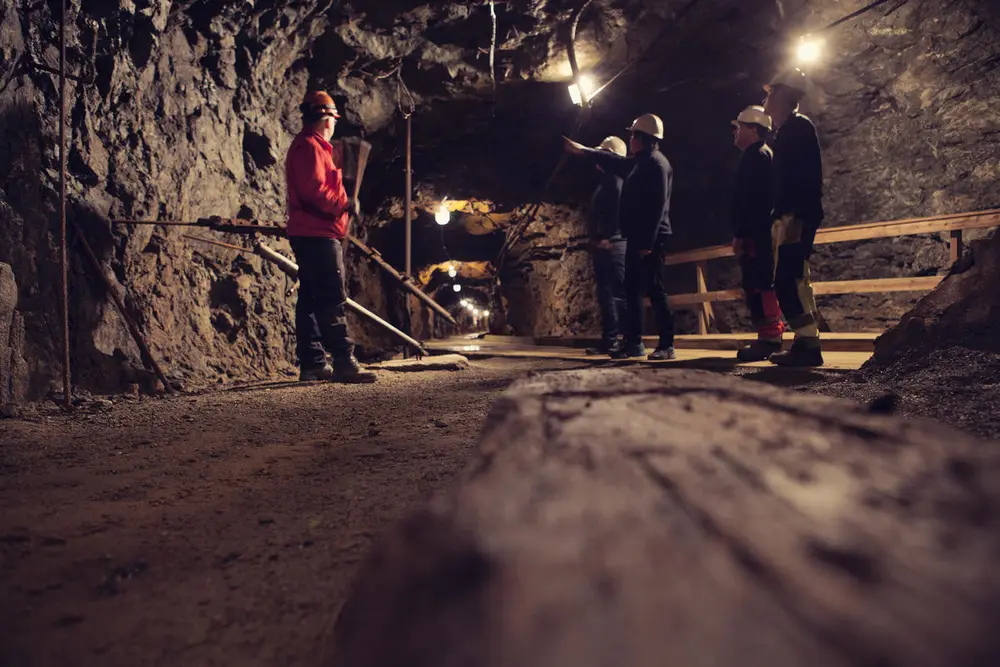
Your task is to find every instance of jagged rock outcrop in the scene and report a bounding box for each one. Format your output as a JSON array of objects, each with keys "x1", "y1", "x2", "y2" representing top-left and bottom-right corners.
[
  {"x1": 0, "y1": 262, "x2": 28, "y2": 405},
  {"x1": 870, "y1": 229, "x2": 1000, "y2": 363}
]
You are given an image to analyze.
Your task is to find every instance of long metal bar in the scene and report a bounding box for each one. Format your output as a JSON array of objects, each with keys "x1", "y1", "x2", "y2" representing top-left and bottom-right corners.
[
  {"x1": 346, "y1": 234, "x2": 457, "y2": 324},
  {"x1": 76, "y1": 233, "x2": 175, "y2": 393},
  {"x1": 404, "y1": 115, "x2": 412, "y2": 278},
  {"x1": 114, "y1": 218, "x2": 459, "y2": 325},
  {"x1": 567, "y1": 0, "x2": 593, "y2": 107},
  {"x1": 821, "y1": 0, "x2": 895, "y2": 31},
  {"x1": 59, "y1": 0, "x2": 71, "y2": 409},
  {"x1": 247, "y1": 241, "x2": 430, "y2": 356}
]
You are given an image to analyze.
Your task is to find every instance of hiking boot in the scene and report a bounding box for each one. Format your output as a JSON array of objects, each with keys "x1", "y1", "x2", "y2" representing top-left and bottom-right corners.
[
  {"x1": 585, "y1": 340, "x2": 623, "y2": 356},
  {"x1": 299, "y1": 364, "x2": 334, "y2": 382},
  {"x1": 647, "y1": 346, "x2": 676, "y2": 361},
  {"x1": 736, "y1": 339, "x2": 782, "y2": 363},
  {"x1": 769, "y1": 339, "x2": 823, "y2": 367},
  {"x1": 610, "y1": 344, "x2": 648, "y2": 360},
  {"x1": 332, "y1": 355, "x2": 378, "y2": 383}
]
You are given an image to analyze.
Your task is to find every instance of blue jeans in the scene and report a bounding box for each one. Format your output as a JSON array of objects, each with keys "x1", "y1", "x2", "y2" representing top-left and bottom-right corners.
[
  {"x1": 592, "y1": 241, "x2": 627, "y2": 346},
  {"x1": 289, "y1": 237, "x2": 354, "y2": 369},
  {"x1": 624, "y1": 241, "x2": 675, "y2": 349}
]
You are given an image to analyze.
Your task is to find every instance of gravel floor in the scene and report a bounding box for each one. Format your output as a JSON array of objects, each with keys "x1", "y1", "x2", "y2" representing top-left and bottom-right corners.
[{"x1": 0, "y1": 358, "x2": 582, "y2": 667}]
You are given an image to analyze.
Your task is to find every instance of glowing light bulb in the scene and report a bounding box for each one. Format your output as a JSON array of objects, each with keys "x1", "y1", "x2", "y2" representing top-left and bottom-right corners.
[
  {"x1": 795, "y1": 36, "x2": 824, "y2": 66},
  {"x1": 482, "y1": 310, "x2": 490, "y2": 318},
  {"x1": 447, "y1": 263, "x2": 457, "y2": 278},
  {"x1": 435, "y1": 200, "x2": 451, "y2": 226},
  {"x1": 568, "y1": 74, "x2": 596, "y2": 106},
  {"x1": 452, "y1": 284, "x2": 461, "y2": 292},
  {"x1": 472, "y1": 309, "x2": 480, "y2": 317}
]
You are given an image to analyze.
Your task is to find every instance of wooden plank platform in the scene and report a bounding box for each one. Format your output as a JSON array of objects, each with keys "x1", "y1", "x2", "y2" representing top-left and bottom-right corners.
[
  {"x1": 428, "y1": 336, "x2": 871, "y2": 371},
  {"x1": 526, "y1": 332, "x2": 880, "y2": 353}
]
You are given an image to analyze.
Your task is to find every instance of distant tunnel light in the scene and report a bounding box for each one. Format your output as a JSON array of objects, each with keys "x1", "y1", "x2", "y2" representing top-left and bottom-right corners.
[
  {"x1": 453, "y1": 284, "x2": 462, "y2": 292},
  {"x1": 568, "y1": 74, "x2": 596, "y2": 106},
  {"x1": 447, "y1": 263, "x2": 458, "y2": 278},
  {"x1": 795, "y1": 35, "x2": 824, "y2": 65},
  {"x1": 435, "y1": 200, "x2": 451, "y2": 226}
]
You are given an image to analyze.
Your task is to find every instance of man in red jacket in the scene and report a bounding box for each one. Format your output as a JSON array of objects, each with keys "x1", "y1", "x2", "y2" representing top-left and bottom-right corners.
[{"x1": 286, "y1": 90, "x2": 375, "y2": 383}]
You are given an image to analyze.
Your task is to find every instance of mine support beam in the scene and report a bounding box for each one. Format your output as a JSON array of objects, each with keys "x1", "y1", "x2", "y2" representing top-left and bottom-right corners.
[{"x1": 113, "y1": 218, "x2": 458, "y2": 326}]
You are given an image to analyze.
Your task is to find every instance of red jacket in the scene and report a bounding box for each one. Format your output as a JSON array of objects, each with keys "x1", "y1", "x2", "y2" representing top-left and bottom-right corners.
[{"x1": 285, "y1": 130, "x2": 350, "y2": 239}]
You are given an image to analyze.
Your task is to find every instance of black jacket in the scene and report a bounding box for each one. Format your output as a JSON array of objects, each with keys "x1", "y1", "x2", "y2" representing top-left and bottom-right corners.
[
  {"x1": 583, "y1": 145, "x2": 673, "y2": 252},
  {"x1": 732, "y1": 140, "x2": 774, "y2": 240},
  {"x1": 770, "y1": 113, "x2": 824, "y2": 223},
  {"x1": 586, "y1": 169, "x2": 623, "y2": 241}
]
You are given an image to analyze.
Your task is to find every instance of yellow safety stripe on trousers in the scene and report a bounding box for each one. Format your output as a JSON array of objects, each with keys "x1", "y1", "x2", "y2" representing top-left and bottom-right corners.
[{"x1": 788, "y1": 262, "x2": 820, "y2": 335}]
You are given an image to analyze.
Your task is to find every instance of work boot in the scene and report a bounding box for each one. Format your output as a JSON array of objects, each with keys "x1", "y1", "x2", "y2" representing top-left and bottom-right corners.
[
  {"x1": 332, "y1": 355, "x2": 378, "y2": 383},
  {"x1": 647, "y1": 346, "x2": 676, "y2": 361},
  {"x1": 586, "y1": 340, "x2": 623, "y2": 356},
  {"x1": 610, "y1": 343, "x2": 648, "y2": 360},
  {"x1": 736, "y1": 339, "x2": 782, "y2": 363},
  {"x1": 769, "y1": 338, "x2": 823, "y2": 367},
  {"x1": 299, "y1": 364, "x2": 335, "y2": 382}
]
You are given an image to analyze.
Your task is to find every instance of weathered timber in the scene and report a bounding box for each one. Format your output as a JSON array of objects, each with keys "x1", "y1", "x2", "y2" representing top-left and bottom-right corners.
[{"x1": 330, "y1": 368, "x2": 1000, "y2": 667}]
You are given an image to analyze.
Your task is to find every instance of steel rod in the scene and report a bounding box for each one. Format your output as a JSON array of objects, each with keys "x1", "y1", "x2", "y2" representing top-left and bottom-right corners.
[
  {"x1": 250, "y1": 242, "x2": 428, "y2": 356},
  {"x1": 117, "y1": 218, "x2": 458, "y2": 325},
  {"x1": 182, "y1": 234, "x2": 246, "y2": 252},
  {"x1": 76, "y1": 233, "x2": 175, "y2": 394},
  {"x1": 404, "y1": 115, "x2": 412, "y2": 277},
  {"x1": 59, "y1": 0, "x2": 70, "y2": 409},
  {"x1": 567, "y1": 0, "x2": 593, "y2": 107}
]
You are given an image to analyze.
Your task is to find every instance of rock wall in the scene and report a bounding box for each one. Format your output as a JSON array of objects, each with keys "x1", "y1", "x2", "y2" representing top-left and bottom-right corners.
[
  {"x1": 3, "y1": 0, "x2": 997, "y2": 396},
  {"x1": 0, "y1": 262, "x2": 28, "y2": 405}
]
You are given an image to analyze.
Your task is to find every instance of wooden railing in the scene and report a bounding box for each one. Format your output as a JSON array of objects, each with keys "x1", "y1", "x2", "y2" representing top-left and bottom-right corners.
[{"x1": 664, "y1": 209, "x2": 1000, "y2": 334}]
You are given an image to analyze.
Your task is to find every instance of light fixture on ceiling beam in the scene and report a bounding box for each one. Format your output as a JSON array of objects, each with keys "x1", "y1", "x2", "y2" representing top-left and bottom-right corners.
[
  {"x1": 568, "y1": 74, "x2": 596, "y2": 106},
  {"x1": 435, "y1": 198, "x2": 451, "y2": 226},
  {"x1": 795, "y1": 34, "x2": 825, "y2": 66}
]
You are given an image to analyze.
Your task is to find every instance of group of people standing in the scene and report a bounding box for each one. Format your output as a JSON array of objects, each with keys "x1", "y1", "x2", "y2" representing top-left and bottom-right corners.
[{"x1": 564, "y1": 68, "x2": 826, "y2": 367}]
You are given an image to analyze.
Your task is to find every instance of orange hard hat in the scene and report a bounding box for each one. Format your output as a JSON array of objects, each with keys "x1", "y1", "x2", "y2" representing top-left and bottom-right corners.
[{"x1": 301, "y1": 91, "x2": 340, "y2": 119}]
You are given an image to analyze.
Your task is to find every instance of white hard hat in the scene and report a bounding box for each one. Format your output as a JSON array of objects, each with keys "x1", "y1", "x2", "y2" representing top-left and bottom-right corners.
[
  {"x1": 597, "y1": 136, "x2": 627, "y2": 156},
  {"x1": 764, "y1": 69, "x2": 807, "y2": 96},
  {"x1": 628, "y1": 113, "x2": 664, "y2": 140},
  {"x1": 731, "y1": 105, "x2": 772, "y2": 131}
]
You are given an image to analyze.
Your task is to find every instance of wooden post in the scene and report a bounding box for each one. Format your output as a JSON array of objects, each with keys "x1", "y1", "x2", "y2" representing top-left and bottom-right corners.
[
  {"x1": 949, "y1": 229, "x2": 963, "y2": 264},
  {"x1": 695, "y1": 261, "x2": 713, "y2": 335}
]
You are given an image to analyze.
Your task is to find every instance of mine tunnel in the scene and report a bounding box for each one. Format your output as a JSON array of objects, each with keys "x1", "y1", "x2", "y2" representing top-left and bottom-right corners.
[{"x1": 3, "y1": 0, "x2": 1000, "y2": 665}]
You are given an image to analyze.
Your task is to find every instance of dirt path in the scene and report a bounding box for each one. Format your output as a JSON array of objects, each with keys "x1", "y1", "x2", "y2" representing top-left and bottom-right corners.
[{"x1": 0, "y1": 358, "x2": 580, "y2": 667}]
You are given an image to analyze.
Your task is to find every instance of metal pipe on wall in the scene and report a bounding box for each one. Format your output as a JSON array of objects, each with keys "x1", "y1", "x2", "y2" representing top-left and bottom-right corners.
[{"x1": 59, "y1": 0, "x2": 71, "y2": 409}]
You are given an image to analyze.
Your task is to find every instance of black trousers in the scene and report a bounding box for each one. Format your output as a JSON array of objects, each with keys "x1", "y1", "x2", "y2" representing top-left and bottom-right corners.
[
  {"x1": 773, "y1": 216, "x2": 820, "y2": 330},
  {"x1": 592, "y1": 240, "x2": 627, "y2": 345},
  {"x1": 738, "y1": 232, "x2": 777, "y2": 324},
  {"x1": 624, "y1": 241, "x2": 675, "y2": 349},
  {"x1": 289, "y1": 237, "x2": 354, "y2": 369}
]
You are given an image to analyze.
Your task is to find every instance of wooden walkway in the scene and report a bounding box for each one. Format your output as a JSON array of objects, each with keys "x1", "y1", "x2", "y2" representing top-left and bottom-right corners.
[{"x1": 426, "y1": 332, "x2": 877, "y2": 371}]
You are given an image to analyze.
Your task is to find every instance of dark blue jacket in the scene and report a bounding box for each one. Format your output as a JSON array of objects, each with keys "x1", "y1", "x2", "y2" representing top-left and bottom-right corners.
[
  {"x1": 582, "y1": 145, "x2": 673, "y2": 252},
  {"x1": 732, "y1": 140, "x2": 774, "y2": 240},
  {"x1": 771, "y1": 113, "x2": 823, "y2": 223},
  {"x1": 586, "y1": 170, "x2": 623, "y2": 241}
]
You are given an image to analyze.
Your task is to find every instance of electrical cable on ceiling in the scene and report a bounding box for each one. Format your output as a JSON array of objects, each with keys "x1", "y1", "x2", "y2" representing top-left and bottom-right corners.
[{"x1": 820, "y1": 0, "x2": 897, "y2": 32}]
